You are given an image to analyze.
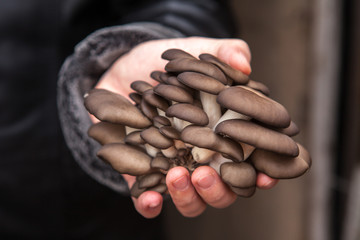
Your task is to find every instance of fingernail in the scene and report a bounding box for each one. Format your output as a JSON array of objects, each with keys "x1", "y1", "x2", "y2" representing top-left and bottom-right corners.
[
  {"x1": 172, "y1": 175, "x2": 189, "y2": 190},
  {"x1": 197, "y1": 174, "x2": 215, "y2": 189}
]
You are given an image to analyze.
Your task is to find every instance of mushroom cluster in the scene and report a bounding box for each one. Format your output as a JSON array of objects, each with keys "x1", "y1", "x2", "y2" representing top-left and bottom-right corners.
[{"x1": 84, "y1": 49, "x2": 311, "y2": 198}]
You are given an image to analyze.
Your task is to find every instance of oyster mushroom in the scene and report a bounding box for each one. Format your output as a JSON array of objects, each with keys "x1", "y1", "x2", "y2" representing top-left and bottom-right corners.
[
  {"x1": 249, "y1": 143, "x2": 311, "y2": 179},
  {"x1": 97, "y1": 143, "x2": 151, "y2": 175},
  {"x1": 88, "y1": 121, "x2": 126, "y2": 145},
  {"x1": 84, "y1": 89, "x2": 152, "y2": 129},
  {"x1": 84, "y1": 49, "x2": 312, "y2": 199},
  {"x1": 217, "y1": 86, "x2": 291, "y2": 128}
]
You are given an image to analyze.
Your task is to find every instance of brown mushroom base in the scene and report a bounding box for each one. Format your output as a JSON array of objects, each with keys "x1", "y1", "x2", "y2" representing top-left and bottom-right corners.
[{"x1": 84, "y1": 49, "x2": 312, "y2": 198}]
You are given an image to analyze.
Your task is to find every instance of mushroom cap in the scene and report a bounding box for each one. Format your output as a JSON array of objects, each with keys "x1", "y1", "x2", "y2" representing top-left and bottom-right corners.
[
  {"x1": 217, "y1": 86, "x2": 291, "y2": 128},
  {"x1": 130, "y1": 80, "x2": 153, "y2": 94},
  {"x1": 229, "y1": 186, "x2": 256, "y2": 198},
  {"x1": 159, "y1": 125, "x2": 181, "y2": 139},
  {"x1": 130, "y1": 181, "x2": 146, "y2": 198},
  {"x1": 147, "y1": 183, "x2": 168, "y2": 195},
  {"x1": 199, "y1": 53, "x2": 249, "y2": 85},
  {"x1": 164, "y1": 75, "x2": 195, "y2": 94},
  {"x1": 142, "y1": 89, "x2": 170, "y2": 111},
  {"x1": 151, "y1": 155, "x2": 171, "y2": 170},
  {"x1": 153, "y1": 83, "x2": 194, "y2": 103},
  {"x1": 97, "y1": 143, "x2": 151, "y2": 175},
  {"x1": 140, "y1": 126, "x2": 174, "y2": 149},
  {"x1": 215, "y1": 119, "x2": 299, "y2": 157},
  {"x1": 150, "y1": 71, "x2": 164, "y2": 83},
  {"x1": 161, "y1": 48, "x2": 196, "y2": 60},
  {"x1": 177, "y1": 72, "x2": 226, "y2": 95},
  {"x1": 249, "y1": 143, "x2": 311, "y2": 179},
  {"x1": 181, "y1": 125, "x2": 244, "y2": 162},
  {"x1": 153, "y1": 115, "x2": 172, "y2": 127},
  {"x1": 124, "y1": 130, "x2": 145, "y2": 145},
  {"x1": 129, "y1": 92, "x2": 142, "y2": 105},
  {"x1": 138, "y1": 172, "x2": 165, "y2": 189},
  {"x1": 274, "y1": 121, "x2": 300, "y2": 137},
  {"x1": 245, "y1": 80, "x2": 270, "y2": 96},
  {"x1": 165, "y1": 58, "x2": 227, "y2": 84},
  {"x1": 220, "y1": 162, "x2": 257, "y2": 188},
  {"x1": 140, "y1": 99, "x2": 158, "y2": 120},
  {"x1": 166, "y1": 103, "x2": 209, "y2": 126},
  {"x1": 84, "y1": 89, "x2": 152, "y2": 128},
  {"x1": 87, "y1": 122, "x2": 126, "y2": 145}
]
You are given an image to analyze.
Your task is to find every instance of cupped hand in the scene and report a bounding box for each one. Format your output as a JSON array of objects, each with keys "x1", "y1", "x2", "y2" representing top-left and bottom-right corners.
[{"x1": 95, "y1": 37, "x2": 278, "y2": 219}]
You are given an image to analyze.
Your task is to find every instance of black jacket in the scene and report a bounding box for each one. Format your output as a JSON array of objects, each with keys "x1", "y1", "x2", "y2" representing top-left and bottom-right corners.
[{"x1": 0, "y1": 0, "x2": 235, "y2": 238}]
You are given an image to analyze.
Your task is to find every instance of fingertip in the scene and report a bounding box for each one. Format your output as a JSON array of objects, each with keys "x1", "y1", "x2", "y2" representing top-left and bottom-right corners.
[
  {"x1": 256, "y1": 172, "x2": 279, "y2": 190},
  {"x1": 135, "y1": 191, "x2": 163, "y2": 219}
]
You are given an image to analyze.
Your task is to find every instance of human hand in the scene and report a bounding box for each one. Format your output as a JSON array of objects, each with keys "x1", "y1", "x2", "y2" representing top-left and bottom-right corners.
[{"x1": 95, "y1": 37, "x2": 278, "y2": 218}]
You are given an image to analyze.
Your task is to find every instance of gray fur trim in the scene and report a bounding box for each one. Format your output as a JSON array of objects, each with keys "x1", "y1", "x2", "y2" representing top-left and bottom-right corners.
[{"x1": 57, "y1": 23, "x2": 184, "y2": 194}]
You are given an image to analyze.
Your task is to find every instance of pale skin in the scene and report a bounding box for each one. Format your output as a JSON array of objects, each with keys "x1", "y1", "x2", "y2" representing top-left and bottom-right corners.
[{"x1": 95, "y1": 37, "x2": 279, "y2": 218}]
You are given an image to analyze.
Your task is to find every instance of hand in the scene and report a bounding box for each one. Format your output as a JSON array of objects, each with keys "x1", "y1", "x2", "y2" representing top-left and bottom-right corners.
[{"x1": 96, "y1": 37, "x2": 278, "y2": 218}]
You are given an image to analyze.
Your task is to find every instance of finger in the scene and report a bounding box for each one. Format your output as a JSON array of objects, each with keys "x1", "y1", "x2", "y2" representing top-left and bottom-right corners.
[
  {"x1": 166, "y1": 167, "x2": 207, "y2": 217},
  {"x1": 132, "y1": 191, "x2": 163, "y2": 219},
  {"x1": 191, "y1": 166, "x2": 237, "y2": 208},
  {"x1": 216, "y1": 39, "x2": 252, "y2": 75},
  {"x1": 122, "y1": 174, "x2": 163, "y2": 219},
  {"x1": 256, "y1": 172, "x2": 279, "y2": 189}
]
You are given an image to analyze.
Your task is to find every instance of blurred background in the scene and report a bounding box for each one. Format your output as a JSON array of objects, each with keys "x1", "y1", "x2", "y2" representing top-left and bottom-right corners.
[{"x1": 162, "y1": 0, "x2": 360, "y2": 240}]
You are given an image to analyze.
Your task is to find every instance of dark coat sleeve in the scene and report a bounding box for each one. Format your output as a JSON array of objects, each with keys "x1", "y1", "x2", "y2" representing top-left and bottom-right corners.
[{"x1": 57, "y1": 0, "x2": 236, "y2": 194}]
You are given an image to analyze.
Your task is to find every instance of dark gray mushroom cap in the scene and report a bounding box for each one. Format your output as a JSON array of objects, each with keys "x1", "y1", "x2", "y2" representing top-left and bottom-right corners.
[
  {"x1": 130, "y1": 181, "x2": 146, "y2": 198},
  {"x1": 249, "y1": 143, "x2": 311, "y2": 179},
  {"x1": 217, "y1": 86, "x2": 291, "y2": 128},
  {"x1": 199, "y1": 53, "x2": 249, "y2": 85},
  {"x1": 140, "y1": 126, "x2": 174, "y2": 149},
  {"x1": 129, "y1": 92, "x2": 142, "y2": 105},
  {"x1": 229, "y1": 186, "x2": 256, "y2": 198},
  {"x1": 215, "y1": 119, "x2": 299, "y2": 157},
  {"x1": 166, "y1": 103, "x2": 209, "y2": 126},
  {"x1": 154, "y1": 83, "x2": 194, "y2": 103},
  {"x1": 97, "y1": 143, "x2": 151, "y2": 175},
  {"x1": 153, "y1": 116, "x2": 172, "y2": 127},
  {"x1": 140, "y1": 99, "x2": 158, "y2": 120},
  {"x1": 177, "y1": 72, "x2": 226, "y2": 95},
  {"x1": 130, "y1": 80, "x2": 153, "y2": 94},
  {"x1": 274, "y1": 121, "x2": 300, "y2": 137},
  {"x1": 164, "y1": 75, "x2": 195, "y2": 94},
  {"x1": 124, "y1": 130, "x2": 145, "y2": 145},
  {"x1": 165, "y1": 58, "x2": 227, "y2": 84},
  {"x1": 142, "y1": 89, "x2": 170, "y2": 111},
  {"x1": 220, "y1": 162, "x2": 257, "y2": 188},
  {"x1": 84, "y1": 89, "x2": 152, "y2": 128},
  {"x1": 138, "y1": 172, "x2": 165, "y2": 189},
  {"x1": 161, "y1": 48, "x2": 196, "y2": 60},
  {"x1": 150, "y1": 71, "x2": 164, "y2": 83},
  {"x1": 159, "y1": 125, "x2": 181, "y2": 139},
  {"x1": 151, "y1": 155, "x2": 171, "y2": 170},
  {"x1": 88, "y1": 122, "x2": 126, "y2": 145},
  {"x1": 147, "y1": 183, "x2": 168, "y2": 194},
  {"x1": 181, "y1": 125, "x2": 244, "y2": 162},
  {"x1": 245, "y1": 80, "x2": 270, "y2": 96}
]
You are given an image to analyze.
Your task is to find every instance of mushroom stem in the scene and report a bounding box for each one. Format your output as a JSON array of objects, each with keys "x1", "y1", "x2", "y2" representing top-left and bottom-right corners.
[
  {"x1": 145, "y1": 144, "x2": 160, "y2": 157},
  {"x1": 200, "y1": 92, "x2": 221, "y2": 128},
  {"x1": 191, "y1": 147, "x2": 216, "y2": 163},
  {"x1": 173, "y1": 117, "x2": 192, "y2": 132},
  {"x1": 213, "y1": 109, "x2": 250, "y2": 130},
  {"x1": 161, "y1": 145, "x2": 177, "y2": 158},
  {"x1": 125, "y1": 126, "x2": 140, "y2": 135}
]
